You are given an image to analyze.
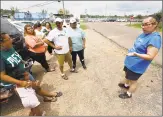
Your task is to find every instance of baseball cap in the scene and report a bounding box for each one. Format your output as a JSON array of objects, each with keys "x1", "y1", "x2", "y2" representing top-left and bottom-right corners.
[
  {"x1": 55, "y1": 18, "x2": 63, "y2": 22},
  {"x1": 70, "y1": 18, "x2": 77, "y2": 23}
]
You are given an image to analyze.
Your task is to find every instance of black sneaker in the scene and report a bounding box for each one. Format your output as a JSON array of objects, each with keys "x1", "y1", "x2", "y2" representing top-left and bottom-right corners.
[
  {"x1": 82, "y1": 64, "x2": 87, "y2": 69},
  {"x1": 119, "y1": 92, "x2": 132, "y2": 99},
  {"x1": 118, "y1": 83, "x2": 129, "y2": 89}
]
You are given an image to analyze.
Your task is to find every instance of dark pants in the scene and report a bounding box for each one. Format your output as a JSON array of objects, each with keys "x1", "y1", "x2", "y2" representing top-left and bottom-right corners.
[
  {"x1": 29, "y1": 51, "x2": 49, "y2": 70},
  {"x1": 71, "y1": 49, "x2": 85, "y2": 69},
  {"x1": 47, "y1": 45, "x2": 53, "y2": 54}
]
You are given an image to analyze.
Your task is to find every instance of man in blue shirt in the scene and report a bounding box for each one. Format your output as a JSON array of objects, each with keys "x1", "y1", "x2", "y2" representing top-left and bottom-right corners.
[
  {"x1": 118, "y1": 16, "x2": 162, "y2": 99},
  {"x1": 67, "y1": 17, "x2": 87, "y2": 70}
]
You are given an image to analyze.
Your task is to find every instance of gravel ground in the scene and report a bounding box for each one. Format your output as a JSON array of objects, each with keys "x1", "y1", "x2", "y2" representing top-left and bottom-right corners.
[{"x1": 0, "y1": 29, "x2": 162, "y2": 116}]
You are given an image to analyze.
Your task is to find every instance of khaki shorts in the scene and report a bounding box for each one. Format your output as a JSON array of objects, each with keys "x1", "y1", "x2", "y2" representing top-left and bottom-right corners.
[{"x1": 55, "y1": 52, "x2": 72, "y2": 66}]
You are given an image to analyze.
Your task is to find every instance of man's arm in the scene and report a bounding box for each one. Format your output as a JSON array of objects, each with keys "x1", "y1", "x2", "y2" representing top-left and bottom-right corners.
[
  {"x1": 1, "y1": 71, "x2": 30, "y2": 87},
  {"x1": 83, "y1": 38, "x2": 86, "y2": 49},
  {"x1": 68, "y1": 37, "x2": 72, "y2": 52},
  {"x1": 43, "y1": 38, "x2": 56, "y2": 49}
]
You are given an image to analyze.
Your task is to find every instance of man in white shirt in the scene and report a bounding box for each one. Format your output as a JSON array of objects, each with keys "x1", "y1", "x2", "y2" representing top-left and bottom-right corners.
[{"x1": 44, "y1": 18, "x2": 77, "y2": 80}]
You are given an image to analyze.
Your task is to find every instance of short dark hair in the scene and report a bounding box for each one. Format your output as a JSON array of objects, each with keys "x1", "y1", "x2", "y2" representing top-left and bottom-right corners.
[
  {"x1": 0, "y1": 32, "x2": 7, "y2": 43},
  {"x1": 45, "y1": 22, "x2": 52, "y2": 30},
  {"x1": 36, "y1": 22, "x2": 41, "y2": 28}
]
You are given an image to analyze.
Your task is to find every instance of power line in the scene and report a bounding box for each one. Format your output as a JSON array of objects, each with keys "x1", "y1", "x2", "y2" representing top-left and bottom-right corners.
[
  {"x1": 19, "y1": 1, "x2": 55, "y2": 11},
  {"x1": 19, "y1": 1, "x2": 49, "y2": 10},
  {"x1": 36, "y1": 1, "x2": 55, "y2": 8}
]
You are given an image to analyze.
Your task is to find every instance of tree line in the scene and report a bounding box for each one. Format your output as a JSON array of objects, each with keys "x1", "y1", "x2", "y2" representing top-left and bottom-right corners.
[{"x1": 80, "y1": 10, "x2": 162, "y2": 21}]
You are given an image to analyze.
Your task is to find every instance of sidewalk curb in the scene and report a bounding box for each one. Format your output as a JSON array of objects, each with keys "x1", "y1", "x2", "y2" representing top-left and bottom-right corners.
[{"x1": 93, "y1": 29, "x2": 162, "y2": 68}]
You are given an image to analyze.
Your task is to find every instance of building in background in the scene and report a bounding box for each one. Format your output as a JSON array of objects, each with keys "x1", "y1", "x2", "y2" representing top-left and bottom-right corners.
[{"x1": 14, "y1": 11, "x2": 49, "y2": 21}]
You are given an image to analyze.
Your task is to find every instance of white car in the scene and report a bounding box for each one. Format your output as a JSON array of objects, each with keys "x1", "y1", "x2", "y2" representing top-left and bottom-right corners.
[{"x1": 9, "y1": 21, "x2": 35, "y2": 34}]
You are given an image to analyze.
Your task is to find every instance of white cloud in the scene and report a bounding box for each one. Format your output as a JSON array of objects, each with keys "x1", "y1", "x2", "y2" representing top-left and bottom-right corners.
[{"x1": 1, "y1": 1, "x2": 162, "y2": 16}]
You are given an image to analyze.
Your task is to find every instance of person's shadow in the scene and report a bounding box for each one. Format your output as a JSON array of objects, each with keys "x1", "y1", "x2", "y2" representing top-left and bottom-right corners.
[{"x1": 64, "y1": 57, "x2": 90, "y2": 77}]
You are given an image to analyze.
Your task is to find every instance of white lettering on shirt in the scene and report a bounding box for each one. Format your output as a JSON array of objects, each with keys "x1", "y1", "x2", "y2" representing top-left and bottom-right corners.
[{"x1": 7, "y1": 52, "x2": 22, "y2": 67}]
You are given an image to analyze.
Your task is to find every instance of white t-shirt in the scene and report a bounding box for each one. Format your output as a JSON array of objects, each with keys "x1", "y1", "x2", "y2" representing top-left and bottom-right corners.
[{"x1": 46, "y1": 28, "x2": 69, "y2": 54}]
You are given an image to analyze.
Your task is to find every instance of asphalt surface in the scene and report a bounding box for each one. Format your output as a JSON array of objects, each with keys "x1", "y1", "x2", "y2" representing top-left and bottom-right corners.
[{"x1": 0, "y1": 27, "x2": 162, "y2": 116}]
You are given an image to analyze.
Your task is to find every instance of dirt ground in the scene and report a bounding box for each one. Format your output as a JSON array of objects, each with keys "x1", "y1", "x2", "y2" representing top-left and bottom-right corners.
[{"x1": 1, "y1": 29, "x2": 162, "y2": 116}]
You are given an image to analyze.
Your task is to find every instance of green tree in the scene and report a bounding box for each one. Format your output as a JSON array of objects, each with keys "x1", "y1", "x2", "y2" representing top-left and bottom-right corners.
[
  {"x1": 154, "y1": 10, "x2": 162, "y2": 21},
  {"x1": 136, "y1": 14, "x2": 143, "y2": 19},
  {"x1": 58, "y1": 9, "x2": 69, "y2": 15},
  {"x1": 10, "y1": 7, "x2": 19, "y2": 16}
]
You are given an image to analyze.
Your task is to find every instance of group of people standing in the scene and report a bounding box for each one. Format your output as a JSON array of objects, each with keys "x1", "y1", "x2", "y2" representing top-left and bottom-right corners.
[{"x1": 24, "y1": 17, "x2": 87, "y2": 79}]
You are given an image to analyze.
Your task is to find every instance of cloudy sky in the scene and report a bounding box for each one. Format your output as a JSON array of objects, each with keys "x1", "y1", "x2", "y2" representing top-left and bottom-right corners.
[{"x1": 1, "y1": 1, "x2": 162, "y2": 17}]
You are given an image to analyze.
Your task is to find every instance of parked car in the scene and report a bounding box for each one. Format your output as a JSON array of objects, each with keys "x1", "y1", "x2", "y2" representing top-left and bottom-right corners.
[
  {"x1": 9, "y1": 21, "x2": 35, "y2": 34},
  {"x1": 106, "y1": 18, "x2": 116, "y2": 22}
]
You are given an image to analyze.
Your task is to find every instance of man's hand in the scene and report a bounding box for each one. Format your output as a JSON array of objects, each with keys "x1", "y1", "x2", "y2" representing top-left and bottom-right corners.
[
  {"x1": 19, "y1": 80, "x2": 32, "y2": 88},
  {"x1": 69, "y1": 47, "x2": 72, "y2": 53},
  {"x1": 83, "y1": 44, "x2": 86, "y2": 49},
  {"x1": 127, "y1": 52, "x2": 137, "y2": 56},
  {"x1": 31, "y1": 80, "x2": 41, "y2": 90},
  {"x1": 55, "y1": 45, "x2": 62, "y2": 50}
]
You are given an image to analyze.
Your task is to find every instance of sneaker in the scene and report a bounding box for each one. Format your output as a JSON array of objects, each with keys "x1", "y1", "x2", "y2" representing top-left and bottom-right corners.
[
  {"x1": 82, "y1": 64, "x2": 87, "y2": 69},
  {"x1": 118, "y1": 83, "x2": 129, "y2": 89},
  {"x1": 119, "y1": 92, "x2": 132, "y2": 99},
  {"x1": 70, "y1": 69, "x2": 78, "y2": 73}
]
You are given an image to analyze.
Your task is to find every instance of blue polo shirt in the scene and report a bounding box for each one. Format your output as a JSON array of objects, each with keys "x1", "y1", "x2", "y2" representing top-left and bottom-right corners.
[
  {"x1": 67, "y1": 27, "x2": 86, "y2": 51},
  {"x1": 125, "y1": 32, "x2": 162, "y2": 74}
]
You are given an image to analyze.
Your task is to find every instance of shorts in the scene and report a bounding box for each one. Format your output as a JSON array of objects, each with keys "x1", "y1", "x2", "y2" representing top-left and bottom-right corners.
[
  {"x1": 123, "y1": 66, "x2": 142, "y2": 81},
  {"x1": 16, "y1": 73, "x2": 40, "y2": 109},
  {"x1": 55, "y1": 52, "x2": 72, "y2": 66}
]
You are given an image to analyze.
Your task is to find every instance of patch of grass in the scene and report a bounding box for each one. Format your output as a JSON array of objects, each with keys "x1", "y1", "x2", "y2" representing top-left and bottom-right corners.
[
  {"x1": 80, "y1": 23, "x2": 88, "y2": 30},
  {"x1": 159, "y1": 22, "x2": 162, "y2": 32},
  {"x1": 126, "y1": 22, "x2": 162, "y2": 32},
  {"x1": 126, "y1": 23, "x2": 142, "y2": 29},
  {"x1": 51, "y1": 23, "x2": 56, "y2": 29}
]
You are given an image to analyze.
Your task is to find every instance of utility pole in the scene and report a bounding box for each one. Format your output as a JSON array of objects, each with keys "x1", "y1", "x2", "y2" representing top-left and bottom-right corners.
[
  {"x1": 62, "y1": 0, "x2": 65, "y2": 20},
  {"x1": 58, "y1": 0, "x2": 65, "y2": 20},
  {"x1": 85, "y1": 9, "x2": 88, "y2": 22},
  {"x1": 105, "y1": 4, "x2": 107, "y2": 17}
]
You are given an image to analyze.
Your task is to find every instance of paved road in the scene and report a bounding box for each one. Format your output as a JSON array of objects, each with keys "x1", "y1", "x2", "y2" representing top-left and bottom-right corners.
[
  {"x1": 87, "y1": 22, "x2": 162, "y2": 66},
  {"x1": 1, "y1": 29, "x2": 162, "y2": 116}
]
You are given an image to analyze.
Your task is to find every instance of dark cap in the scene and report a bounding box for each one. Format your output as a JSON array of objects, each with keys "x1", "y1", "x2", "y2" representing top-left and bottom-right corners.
[{"x1": 35, "y1": 22, "x2": 42, "y2": 28}]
